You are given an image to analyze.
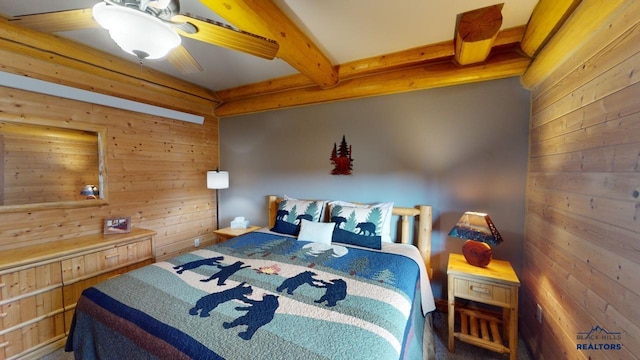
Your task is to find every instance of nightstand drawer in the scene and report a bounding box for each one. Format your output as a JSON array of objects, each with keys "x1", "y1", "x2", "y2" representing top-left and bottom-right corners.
[
  {"x1": 447, "y1": 253, "x2": 520, "y2": 359},
  {"x1": 453, "y1": 278, "x2": 511, "y2": 307}
]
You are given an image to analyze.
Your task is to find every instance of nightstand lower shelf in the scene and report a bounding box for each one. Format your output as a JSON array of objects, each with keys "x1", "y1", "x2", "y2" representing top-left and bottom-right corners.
[{"x1": 453, "y1": 307, "x2": 510, "y2": 354}]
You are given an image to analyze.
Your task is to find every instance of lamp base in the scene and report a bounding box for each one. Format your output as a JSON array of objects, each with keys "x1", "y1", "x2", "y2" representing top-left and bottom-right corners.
[{"x1": 462, "y1": 240, "x2": 492, "y2": 267}]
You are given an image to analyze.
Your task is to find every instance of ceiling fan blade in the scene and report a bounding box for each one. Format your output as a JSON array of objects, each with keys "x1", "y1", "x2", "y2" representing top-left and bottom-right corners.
[
  {"x1": 9, "y1": 8, "x2": 97, "y2": 33},
  {"x1": 172, "y1": 14, "x2": 279, "y2": 60},
  {"x1": 167, "y1": 45, "x2": 203, "y2": 74}
]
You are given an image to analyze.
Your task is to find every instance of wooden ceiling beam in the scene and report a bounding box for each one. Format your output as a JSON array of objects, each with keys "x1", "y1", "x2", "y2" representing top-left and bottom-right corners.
[
  {"x1": 0, "y1": 2, "x2": 534, "y2": 120},
  {"x1": 215, "y1": 41, "x2": 456, "y2": 102},
  {"x1": 521, "y1": 0, "x2": 635, "y2": 89},
  {"x1": 341, "y1": 41, "x2": 455, "y2": 79},
  {"x1": 214, "y1": 49, "x2": 530, "y2": 117},
  {"x1": 200, "y1": 0, "x2": 338, "y2": 88},
  {"x1": 216, "y1": 26, "x2": 526, "y2": 103},
  {"x1": 455, "y1": 4, "x2": 504, "y2": 65},
  {"x1": 519, "y1": 0, "x2": 581, "y2": 57},
  {"x1": 342, "y1": 25, "x2": 524, "y2": 80},
  {"x1": 166, "y1": 45, "x2": 204, "y2": 74},
  {"x1": 0, "y1": 17, "x2": 219, "y2": 116}
]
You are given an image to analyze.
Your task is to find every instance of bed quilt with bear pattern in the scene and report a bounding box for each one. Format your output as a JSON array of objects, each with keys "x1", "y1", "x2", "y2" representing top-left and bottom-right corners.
[{"x1": 65, "y1": 230, "x2": 430, "y2": 360}]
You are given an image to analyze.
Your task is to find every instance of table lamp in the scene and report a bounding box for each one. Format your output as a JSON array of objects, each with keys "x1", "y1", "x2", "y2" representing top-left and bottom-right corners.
[{"x1": 448, "y1": 211, "x2": 503, "y2": 267}]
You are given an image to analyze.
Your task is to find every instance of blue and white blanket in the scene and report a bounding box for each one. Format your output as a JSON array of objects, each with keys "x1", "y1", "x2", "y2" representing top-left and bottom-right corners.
[{"x1": 66, "y1": 231, "x2": 435, "y2": 359}]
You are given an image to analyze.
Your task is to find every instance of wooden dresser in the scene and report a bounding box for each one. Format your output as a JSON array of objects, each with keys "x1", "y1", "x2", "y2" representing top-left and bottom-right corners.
[{"x1": 0, "y1": 228, "x2": 155, "y2": 360}]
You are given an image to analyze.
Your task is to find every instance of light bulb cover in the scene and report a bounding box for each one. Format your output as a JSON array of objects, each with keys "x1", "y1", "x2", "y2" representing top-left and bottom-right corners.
[{"x1": 92, "y1": 2, "x2": 180, "y2": 59}]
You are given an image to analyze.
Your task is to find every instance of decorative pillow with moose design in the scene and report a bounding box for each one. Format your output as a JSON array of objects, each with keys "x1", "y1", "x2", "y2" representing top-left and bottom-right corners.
[
  {"x1": 271, "y1": 198, "x2": 326, "y2": 235},
  {"x1": 328, "y1": 203, "x2": 392, "y2": 250}
]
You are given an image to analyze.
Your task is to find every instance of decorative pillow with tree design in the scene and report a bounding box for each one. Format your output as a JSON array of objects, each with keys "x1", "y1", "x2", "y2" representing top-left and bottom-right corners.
[
  {"x1": 328, "y1": 204, "x2": 390, "y2": 250},
  {"x1": 271, "y1": 199, "x2": 326, "y2": 235},
  {"x1": 328, "y1": 201, "x2": 394, "y2": 243}
]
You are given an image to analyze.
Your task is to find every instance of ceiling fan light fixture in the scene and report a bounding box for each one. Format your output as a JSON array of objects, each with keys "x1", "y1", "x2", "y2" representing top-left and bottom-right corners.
[{"x1": 92, "y1": 2, "x2": 180, "y2": 60}]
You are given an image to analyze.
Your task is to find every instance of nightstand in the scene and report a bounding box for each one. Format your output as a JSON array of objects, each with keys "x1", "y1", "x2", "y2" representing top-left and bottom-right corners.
[
  {"x1": 214, "y1": 226, "x2": 262, "y2": 242},
  {"x1": 447, "y1": 253, "x2": 520, "y2": 360}
]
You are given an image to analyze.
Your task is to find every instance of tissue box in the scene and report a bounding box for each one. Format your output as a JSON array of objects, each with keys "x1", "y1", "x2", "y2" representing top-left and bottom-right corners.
[{"x1": 230, "y1": 217, "x2": 249, "y2": 229}]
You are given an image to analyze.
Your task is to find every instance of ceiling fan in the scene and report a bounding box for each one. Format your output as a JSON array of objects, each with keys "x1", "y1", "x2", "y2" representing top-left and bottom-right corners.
[{"x1": 8, "y1": 0, "x2": 279, "y2": 74}]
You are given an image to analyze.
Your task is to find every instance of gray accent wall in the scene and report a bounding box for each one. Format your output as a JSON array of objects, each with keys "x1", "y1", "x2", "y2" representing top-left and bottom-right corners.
[{"x1": 219, "y1": 77, "x2": 530, "y2": 299}]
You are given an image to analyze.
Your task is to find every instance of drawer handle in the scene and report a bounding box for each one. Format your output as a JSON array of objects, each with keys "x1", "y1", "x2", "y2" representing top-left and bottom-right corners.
[
  {"x1": 0, "y1": 312, "x2": 7, "y2": 318},
  {"x1": 104, "y1": 254, "x2": 120, "y2": 260},
  {"x1": 470, "y1": 286, "x2": 490, "y2": 294},
  {"x1": 0, "y1": 283, "x2": 5, "y2": 288},
  {"x1": 0, "y1": 341, "x2": 8, "y2": 348}
]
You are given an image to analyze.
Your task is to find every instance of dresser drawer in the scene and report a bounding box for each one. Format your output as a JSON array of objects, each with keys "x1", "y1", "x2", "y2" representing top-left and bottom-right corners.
[
  {"x1": 453, "y1": 278, "x2": 511, "y2": 307},
  {"x1": 61, "y1": 239, "x2": 152, "y2": 283},
  {"x1": 0, "y1": 263, "x2": 62, "y2": 302},
  {"x1": 0, "y1": 228, "x2": 156, "y2": 359},
  {"x1": 0, "y1": 288, "x2": 63, "y2": 331},
  {"x1": 62, "y1": 260, "x2": 152, "y2": 332},
  {"x1": 0, "y1": 311, "x2": 65, "y2": 360}
]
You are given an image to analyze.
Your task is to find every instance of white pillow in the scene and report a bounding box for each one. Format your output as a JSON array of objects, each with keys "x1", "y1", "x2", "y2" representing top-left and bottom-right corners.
[
  {"x1": 328, "y1": 200, "x2": 394, "y2": 242},
  {"x1": 297, "y1": 219, "x2": 335, "y2": 244}
]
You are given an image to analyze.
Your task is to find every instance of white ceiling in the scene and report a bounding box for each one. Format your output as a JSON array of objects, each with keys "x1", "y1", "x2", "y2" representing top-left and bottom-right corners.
[{"x1": 0, "y1": 0, "x2": 538, "y2": 92}]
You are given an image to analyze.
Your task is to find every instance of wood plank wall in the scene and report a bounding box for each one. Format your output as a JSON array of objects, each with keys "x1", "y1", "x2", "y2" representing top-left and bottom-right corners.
[
  {"x1": 522, "y1": 7, "x2": 640, "y2": 360},
  {"x1": 1, "y1": 125, "x2": 99, "y2": 205},
  {"x1": 0, "y1": 86, "x2": 219, "y2": 260}
]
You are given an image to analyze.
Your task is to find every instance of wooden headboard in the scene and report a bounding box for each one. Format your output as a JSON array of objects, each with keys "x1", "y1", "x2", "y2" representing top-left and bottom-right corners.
[{"x1": 267, "y1": 195, "x2": 433, "y2": 279}]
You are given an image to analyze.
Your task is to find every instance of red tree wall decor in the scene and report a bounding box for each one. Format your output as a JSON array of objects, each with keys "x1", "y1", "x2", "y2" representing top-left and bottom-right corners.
[{"x1": 330, "y1": 135, "x2": 354, "y2": 175}]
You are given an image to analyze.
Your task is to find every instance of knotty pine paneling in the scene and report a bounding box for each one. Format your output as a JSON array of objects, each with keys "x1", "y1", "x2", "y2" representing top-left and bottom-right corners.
[
  {"x1": 2, "y1": 128, "x2": 99, "y2": 205},
  {"x1": 0, "y1": 86, "x2": 219, "y2": 260},
  {"x1": 523, "y1": 10, "x2": 640, "y2": 360}
]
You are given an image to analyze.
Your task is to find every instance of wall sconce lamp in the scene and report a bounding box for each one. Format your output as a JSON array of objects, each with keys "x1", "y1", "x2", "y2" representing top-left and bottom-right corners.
[
  {"x1": 80, "y1": 185, "x2": 99, "y2": 200},
  {"x1": 448, "y1": 211, "x2": 503, "y2": 267},
  {"x1": 207, "y1": 169, "x2": 229, "y2": 229}
]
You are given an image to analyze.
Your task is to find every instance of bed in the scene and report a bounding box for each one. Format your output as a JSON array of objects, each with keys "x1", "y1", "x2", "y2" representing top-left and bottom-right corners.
[{"x1": 65, "y1": 195, "x2": 436, "y2": 359}]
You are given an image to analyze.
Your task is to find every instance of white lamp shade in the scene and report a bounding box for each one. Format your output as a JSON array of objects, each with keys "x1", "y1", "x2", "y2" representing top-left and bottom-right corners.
[
  {"x1": 92, "y1": 2, "x2": 181, "y2": 59},
  {"x1": 207, "y1": 171, "x2": 229, "y2": 189}
]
